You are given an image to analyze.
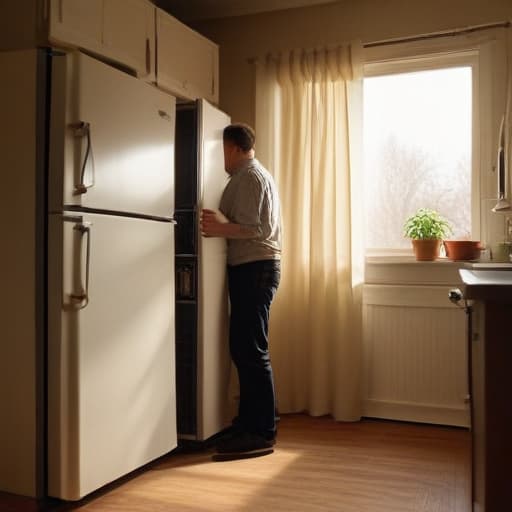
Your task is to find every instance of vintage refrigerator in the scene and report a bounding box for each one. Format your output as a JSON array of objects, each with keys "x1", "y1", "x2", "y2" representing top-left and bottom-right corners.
[
  {"x1": 174, "y1": 99, "x2": 233, "y2": 441},
  {"x1": 1, "y1": 48, "x2": 178, "y2": 500}
]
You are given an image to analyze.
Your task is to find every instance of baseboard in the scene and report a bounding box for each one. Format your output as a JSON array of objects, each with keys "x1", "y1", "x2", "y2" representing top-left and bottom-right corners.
[{"x1": 363, "y1": 399, "x2": 470, "y2": 427}]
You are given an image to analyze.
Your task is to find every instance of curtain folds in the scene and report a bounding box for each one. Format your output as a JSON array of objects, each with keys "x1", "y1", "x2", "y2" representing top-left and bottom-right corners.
[{"x1": 255, "y1": 44, "x2": 364, "y2": 421}]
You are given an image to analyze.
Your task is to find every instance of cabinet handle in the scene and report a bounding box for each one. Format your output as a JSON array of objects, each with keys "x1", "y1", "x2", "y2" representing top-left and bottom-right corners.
[
  {"x1": 211, "y1": 49, "x2": 216, "y2": 97},
  {"x1": 145, "y1": 37, "x2": 151, "y2": 77}
]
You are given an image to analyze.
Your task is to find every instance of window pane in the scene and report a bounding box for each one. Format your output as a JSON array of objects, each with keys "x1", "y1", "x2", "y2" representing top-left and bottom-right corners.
[{"x1": 363, "y1": 67, "x2": 472, "y2": 249}]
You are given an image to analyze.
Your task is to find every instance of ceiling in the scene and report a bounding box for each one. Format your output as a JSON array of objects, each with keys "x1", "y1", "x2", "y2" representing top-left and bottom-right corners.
[{"x1": 155, "y1": 0, "x2": 340, "y2": 22}]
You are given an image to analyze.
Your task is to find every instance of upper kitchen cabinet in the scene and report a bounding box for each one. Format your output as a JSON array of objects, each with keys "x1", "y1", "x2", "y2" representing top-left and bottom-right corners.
[
  {"x1": 102, "y1": 0, "x2": 155, "y2": 81},
  {"x1": 156, "y1": 8, "x2": 219, "y2": 104},
  {"x1": 48, "y1": 0, "x2": 155, "y2": 81},
  {"x1": 48, "y1": 0, "x2": 104, "y2": 57},
  {"x1": 0, "y1": 0, "x2": 156, "y2": 82}
]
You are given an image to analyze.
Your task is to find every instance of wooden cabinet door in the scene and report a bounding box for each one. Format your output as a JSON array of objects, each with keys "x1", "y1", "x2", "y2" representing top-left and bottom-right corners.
[
  {"x1": 48, "y1": 0, "x2": 103, "y2": 54},
  {"x1": 102, "y1": 0, "x2": 155, "y2": 81},
  {"x1": 156, "y1": 9, "x2": 219, "y2": 104}
]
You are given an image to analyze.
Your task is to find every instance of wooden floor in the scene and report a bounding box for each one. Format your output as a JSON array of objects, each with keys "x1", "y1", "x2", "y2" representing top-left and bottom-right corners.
[{"x1": 1, "y1": 414, "x2": 471, "y2": 512}]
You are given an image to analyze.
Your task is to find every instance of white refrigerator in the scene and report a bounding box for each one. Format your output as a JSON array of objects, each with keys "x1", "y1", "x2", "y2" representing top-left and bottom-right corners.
[{"x1": 8, "y1": 49, "x2": 178, "y2": 500}]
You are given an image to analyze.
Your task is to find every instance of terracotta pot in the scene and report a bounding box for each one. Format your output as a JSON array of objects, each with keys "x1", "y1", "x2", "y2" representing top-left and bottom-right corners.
[
  {"x1": 443, "y1": 240, "x2": 482, "y2": 261},
  {"x1": 411, "y1": 239, "x2": 442, "y2": 261}
]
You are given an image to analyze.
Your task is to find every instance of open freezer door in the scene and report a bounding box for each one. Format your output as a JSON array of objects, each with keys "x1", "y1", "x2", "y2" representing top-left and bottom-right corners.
[{"x1": 196, "y1": 99, "x2": 232, "y2": 440}]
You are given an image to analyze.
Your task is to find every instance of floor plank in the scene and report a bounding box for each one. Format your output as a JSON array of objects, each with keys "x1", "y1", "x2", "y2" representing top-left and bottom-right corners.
[{"x1": 0, "y1": 414, "x2": 471, "y2": 512}]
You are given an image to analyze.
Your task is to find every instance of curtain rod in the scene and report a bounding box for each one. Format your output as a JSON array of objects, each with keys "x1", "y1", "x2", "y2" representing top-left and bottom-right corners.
[
  {"x1": 247, "y1": 20, "x2": 510, "y2": 64},
  {"x1": 363, "y1": 20, "x2": 510, "y2": 48}
]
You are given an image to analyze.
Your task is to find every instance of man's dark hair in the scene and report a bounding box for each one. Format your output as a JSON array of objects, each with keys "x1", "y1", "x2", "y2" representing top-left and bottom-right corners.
[{"x1": 223, "y1": 123, "x2": 255, "y2": 152}]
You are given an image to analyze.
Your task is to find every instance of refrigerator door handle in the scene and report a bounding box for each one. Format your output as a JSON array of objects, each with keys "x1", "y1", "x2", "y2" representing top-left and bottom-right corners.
[
  {"x1": 71, "y1": 121, "x2": 93, "y2": 195},
  {"x1": 69, "y1": 222, "x2": 91, "y2": 309}
]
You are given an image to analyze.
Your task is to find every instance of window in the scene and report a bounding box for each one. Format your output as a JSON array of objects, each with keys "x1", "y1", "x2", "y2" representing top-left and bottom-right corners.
[{"x1": 363, "y1": 54, "x2": 476, "y2": 251}]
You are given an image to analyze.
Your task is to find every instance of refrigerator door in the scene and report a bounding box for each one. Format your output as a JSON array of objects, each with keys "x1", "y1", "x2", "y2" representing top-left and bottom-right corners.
[
  {"x1": 48, "y1": 212, "x2": 176, "y2": 500},
  {"x1": 49, "y1": 51, "x2": 175, "y2": 218},
  {"x1": 196, "y1": 99, "x2": 231, "y2": 440}
]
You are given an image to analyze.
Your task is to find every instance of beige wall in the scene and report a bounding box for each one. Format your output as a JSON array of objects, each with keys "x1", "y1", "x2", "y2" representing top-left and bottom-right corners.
[{"x1": 195, "y1": 0, "x2": 512, "y2": 126}]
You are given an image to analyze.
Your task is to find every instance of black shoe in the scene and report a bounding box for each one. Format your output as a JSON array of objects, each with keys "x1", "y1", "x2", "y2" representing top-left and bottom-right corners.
[
  {"x1": 215, "y1": 423, "x2": 242, "y2": 441},
  {"x1": 215, "y1": 431, "x2": 275, "y2": 454}
]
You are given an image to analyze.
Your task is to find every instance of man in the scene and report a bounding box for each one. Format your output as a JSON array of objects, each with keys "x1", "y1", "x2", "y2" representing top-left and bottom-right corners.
[{"x1": 200, "y1": 123, "x2": 281, "y2": 457}]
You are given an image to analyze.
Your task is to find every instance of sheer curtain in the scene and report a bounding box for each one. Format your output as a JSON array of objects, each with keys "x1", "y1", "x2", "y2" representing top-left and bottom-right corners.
[{"x1": 255, "y1": 44, "x2": 364, "y2": 421}]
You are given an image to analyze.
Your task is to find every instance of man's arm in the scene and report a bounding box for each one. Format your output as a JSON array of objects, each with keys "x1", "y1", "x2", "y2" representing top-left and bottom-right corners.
[{"x1": 200, "y1": 209, "x2": 259, "y2": 239}]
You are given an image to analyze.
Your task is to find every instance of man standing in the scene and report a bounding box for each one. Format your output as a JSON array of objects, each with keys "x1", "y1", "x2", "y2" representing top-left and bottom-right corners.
[{"x1": 200, "y1": 123, "x2": 281, "y2": 456}]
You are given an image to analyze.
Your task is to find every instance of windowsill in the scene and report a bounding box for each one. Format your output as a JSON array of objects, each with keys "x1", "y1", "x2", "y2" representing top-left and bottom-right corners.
[
  {"x1": 366, "y1": 255, "x2": 512, "y2": 266},
  {"x1": 365, "y1": 255, "x2": 474, "y2": 266},
  {"x1": 363, "y1": 255, "x2": 497, "y2": 286}
]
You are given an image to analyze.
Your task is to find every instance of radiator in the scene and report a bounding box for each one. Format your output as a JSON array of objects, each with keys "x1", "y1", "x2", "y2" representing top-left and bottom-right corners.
[{"x1": 362, "y1": 284, "x2": 469, "y2": 427}]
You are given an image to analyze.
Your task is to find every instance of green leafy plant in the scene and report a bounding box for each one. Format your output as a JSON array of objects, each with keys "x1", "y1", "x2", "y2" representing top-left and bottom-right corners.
[{"x1": 403, "y1": 208, "x2": 452, "y2": 240}]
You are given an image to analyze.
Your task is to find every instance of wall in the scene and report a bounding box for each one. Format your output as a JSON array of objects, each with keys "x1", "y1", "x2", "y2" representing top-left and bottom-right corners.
[
  {"x1": 195, "y1": 0, "x2": 512, "y2": 127},
  {"x1": 195, "y1": 0, "x2": 512, "y2": 248}
]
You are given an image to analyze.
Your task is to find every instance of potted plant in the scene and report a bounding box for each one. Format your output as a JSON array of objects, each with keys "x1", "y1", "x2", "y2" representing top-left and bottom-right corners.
[{"x1": 403, "y1": 208, "x2": 452, "y2": 261}]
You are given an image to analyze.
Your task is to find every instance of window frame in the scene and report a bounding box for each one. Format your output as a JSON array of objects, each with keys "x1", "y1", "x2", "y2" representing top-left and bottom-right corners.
[{"x1": 362, "y1": 38, "x2": 496, "y2": 258}]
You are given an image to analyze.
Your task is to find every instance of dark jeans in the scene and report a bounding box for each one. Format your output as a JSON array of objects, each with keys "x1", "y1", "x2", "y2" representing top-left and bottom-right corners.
[{"x1": 227, "y1": 259, "x2": 281, "y2": 440}]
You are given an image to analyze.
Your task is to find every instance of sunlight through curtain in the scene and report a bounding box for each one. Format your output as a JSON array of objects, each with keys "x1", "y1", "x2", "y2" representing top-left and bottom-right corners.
[{"x1": 255, "y1": 43, "x2": 364, "y2": 421}]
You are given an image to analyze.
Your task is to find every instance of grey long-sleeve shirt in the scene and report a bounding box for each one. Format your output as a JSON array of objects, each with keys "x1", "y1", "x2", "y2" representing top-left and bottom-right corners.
[{"x1": 219, "y1": 158, "x2": 282, "y2": 266}]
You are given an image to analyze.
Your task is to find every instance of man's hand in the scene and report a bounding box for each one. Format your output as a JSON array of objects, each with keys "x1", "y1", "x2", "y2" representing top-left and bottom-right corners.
[
  {"x1": 200, "y1": 209, "x2": 259, "y2": 239},
  {"x1": 200, "y1": 209, "x2": 229, "y2": 237}
]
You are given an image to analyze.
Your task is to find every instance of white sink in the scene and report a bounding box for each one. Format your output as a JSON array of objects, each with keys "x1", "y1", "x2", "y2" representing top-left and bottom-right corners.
[{"x1": 460, "y1": 269, "x2": 512, "y2": 285}]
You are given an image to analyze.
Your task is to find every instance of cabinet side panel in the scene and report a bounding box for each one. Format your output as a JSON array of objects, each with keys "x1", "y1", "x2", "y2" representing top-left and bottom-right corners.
[
  {"x1": 471, "y1": 302, "x2": 486, "y2": 511},
  {"x1": 0, "y1": 50, "x2": 39, "y2": 497},
  {"x1": 484, "y1": 300, "x2": 512, "y2": 511}
]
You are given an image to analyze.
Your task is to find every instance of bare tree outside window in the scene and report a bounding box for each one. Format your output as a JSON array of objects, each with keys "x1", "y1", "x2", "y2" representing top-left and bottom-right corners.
[{"x1": 363, "y1": 67, "x2": 472, "y2": 250}]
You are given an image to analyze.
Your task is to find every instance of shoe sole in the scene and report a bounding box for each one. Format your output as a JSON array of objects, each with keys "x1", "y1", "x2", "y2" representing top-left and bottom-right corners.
[{"x1": 212, "y1": 448, "x2": 274, "y2": 462}]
